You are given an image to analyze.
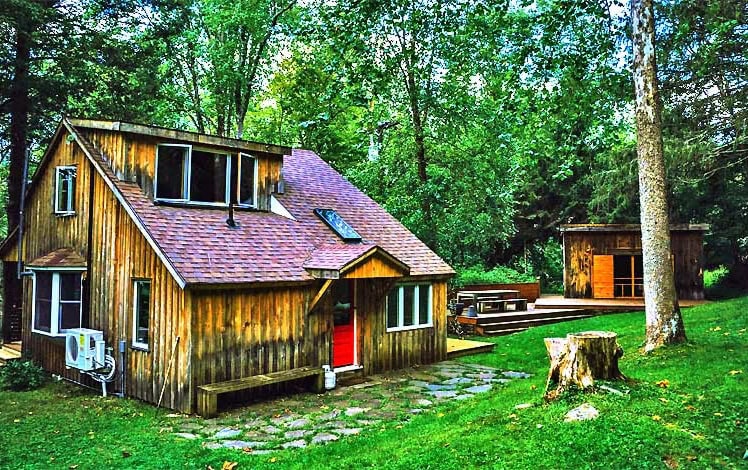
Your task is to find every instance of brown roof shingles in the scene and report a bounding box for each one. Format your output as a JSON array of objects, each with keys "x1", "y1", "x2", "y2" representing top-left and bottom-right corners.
[
  {"x1": 74, "y1": 127, "x2": 454, "y2": 286},
  {"x1": 28, "y1": 248, "x2": 86, "y2": 268}
]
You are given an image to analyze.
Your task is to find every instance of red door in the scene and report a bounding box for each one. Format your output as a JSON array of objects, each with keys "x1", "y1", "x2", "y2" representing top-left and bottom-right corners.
[{"x1": 332, "y1": 281, "x2": 355, "y2": 368}]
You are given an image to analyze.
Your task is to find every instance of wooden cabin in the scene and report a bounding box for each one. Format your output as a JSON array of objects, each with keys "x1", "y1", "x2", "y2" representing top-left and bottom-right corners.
[
  {"x1": 560, "y1": 224, "x2": 708, "y2": 301},
  {"x1": 0, "y1": 118, "x2": 454, "y2": 414}
]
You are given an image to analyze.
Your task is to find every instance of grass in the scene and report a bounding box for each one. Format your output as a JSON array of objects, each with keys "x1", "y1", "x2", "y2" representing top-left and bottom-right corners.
[{"x1": 1, "y1": 298, "x2": 747, "y2": 469}]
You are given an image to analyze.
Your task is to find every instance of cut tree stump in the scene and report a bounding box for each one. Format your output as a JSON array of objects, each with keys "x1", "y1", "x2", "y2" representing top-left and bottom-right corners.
[{"x1": 544, "y1": 331, "x2": 624, "y2": 400}]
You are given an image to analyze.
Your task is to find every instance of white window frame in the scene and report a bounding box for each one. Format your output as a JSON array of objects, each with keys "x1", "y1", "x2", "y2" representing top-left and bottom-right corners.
[
  {"x1": 154, "y1": 144, "x2": 191, "y2": 202},
  {"x1": 31, "y1": 268, "x2": 85, "y2": 337},
  {"x1": 155, "y1": 144, "x2": 238, "y2": 207},
  {"x1": 54, "y1": 166, "x2": 77, "y2": 215},
  {"x1": 132, "y1": 279, "x2": 151, "y2": 351},
  {"x1": 237, "y1": 152, "x2": 259, "y2": 209},
  {"x1": 385, "y1": 283, "x2": 433, "y2": 332}
]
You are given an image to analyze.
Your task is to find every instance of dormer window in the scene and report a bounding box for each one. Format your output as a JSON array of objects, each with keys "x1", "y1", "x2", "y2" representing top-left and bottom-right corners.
[
  {"x1": 155, "y1": 145, "x2": 258, "y2": 208},
  {"x1": 54, "y1": 166, "x2": 77, "y2": 215}
]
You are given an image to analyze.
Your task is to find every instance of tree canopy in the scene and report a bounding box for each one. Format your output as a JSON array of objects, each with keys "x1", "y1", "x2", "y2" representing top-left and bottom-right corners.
[{"x1": 1, "y1": 0, "x2": 746, "y2": 286}]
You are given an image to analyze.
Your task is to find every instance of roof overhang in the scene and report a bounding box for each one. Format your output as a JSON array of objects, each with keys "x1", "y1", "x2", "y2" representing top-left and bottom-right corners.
[
  {"x1": 560, "y1": 224, "x2": 710, "y2": 233},
  {"x1": 68, "y1": 118, "x2": 292, "y2": 158},
  {"x1": 303, "y1": 245, "x2": 410, "y2": 280}
]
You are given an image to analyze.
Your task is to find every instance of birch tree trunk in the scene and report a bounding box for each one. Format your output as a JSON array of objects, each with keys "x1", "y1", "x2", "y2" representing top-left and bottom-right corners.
[{"x1": 631, "y1": 0, "x2": 687, "y2": 351}]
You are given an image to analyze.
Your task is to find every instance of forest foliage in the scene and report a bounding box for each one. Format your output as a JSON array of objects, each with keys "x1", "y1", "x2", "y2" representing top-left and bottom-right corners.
[{"x1": 1, "y1": 0, "x2": 746, "y2": 284}]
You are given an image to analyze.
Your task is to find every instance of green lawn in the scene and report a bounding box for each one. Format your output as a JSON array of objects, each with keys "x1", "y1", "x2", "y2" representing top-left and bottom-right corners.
[{"x1": 1, "y1": 298, "x2": 746, "y2": 469}]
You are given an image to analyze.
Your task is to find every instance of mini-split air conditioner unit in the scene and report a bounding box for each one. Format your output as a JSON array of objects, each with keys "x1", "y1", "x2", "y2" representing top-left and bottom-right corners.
[{"x1": 65, "y1": 328, "x2": 105, "y2": 371}]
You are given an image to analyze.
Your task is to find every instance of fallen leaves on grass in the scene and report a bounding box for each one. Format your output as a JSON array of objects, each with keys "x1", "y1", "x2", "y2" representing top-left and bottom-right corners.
[
  {"x1": 221, "y1": 462, "x2": 238, "y2": 470},
  {"x1": 656, "y1": 380, "x2": 670, "y2": 388},
  {"x1": 728, "y1": 370, "x2": 742, "y2": 375},
  {"x1": 652, "y1": 415, "x2": 662, "y2": 421}
]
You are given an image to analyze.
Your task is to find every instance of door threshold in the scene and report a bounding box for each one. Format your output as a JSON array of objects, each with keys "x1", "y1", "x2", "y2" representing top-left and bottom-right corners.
[{"x1": 334, "y1": 364, "x2": 363, "y2": 374}]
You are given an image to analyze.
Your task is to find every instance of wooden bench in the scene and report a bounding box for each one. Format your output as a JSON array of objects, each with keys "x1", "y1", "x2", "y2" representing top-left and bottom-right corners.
[{"x1": 197, "y1": 366, "x2": 325, "y2": 418}]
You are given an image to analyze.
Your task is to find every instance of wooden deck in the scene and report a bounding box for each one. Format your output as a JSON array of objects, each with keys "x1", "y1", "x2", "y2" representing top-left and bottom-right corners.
[
  {"x1": 446, "y1": 338, "x2": 495, "y2": 358},
  {"x1": 534, "y1": 295, "x2": 707, "y2": 311},
  {"x1": 0, "y1": 341, "x2": 22, "y2": 366}
]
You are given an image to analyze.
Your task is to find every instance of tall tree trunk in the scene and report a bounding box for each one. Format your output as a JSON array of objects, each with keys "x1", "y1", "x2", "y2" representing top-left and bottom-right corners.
[
  {"x1": 405, "y1": 68, "x2": 434, "y2": 246},
  {"x1": 631, "y1": 0, "x2": 686, "y2": 351},
  {"x1": 7, "y1": 10, "x2": 33, "y2": 233}
]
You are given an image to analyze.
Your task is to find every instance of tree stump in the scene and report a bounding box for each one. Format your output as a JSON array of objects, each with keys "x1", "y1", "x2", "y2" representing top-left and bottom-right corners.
[{"x1": 544, "y1": 331, "x2": 624, "y2": 400}]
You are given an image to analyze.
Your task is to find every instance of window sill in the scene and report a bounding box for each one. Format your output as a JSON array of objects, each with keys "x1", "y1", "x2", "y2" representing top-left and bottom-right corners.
[
  {"x1": 386, "y1": 324, "x2": 433, "y2": 333},
  {"x1": 54, "y1": 212, "x2": 76, "y2": 218},
  {"x1": 31, "y1": 330, "x2": 65, "y2": 339},
  {"x1": 153, "y1": 199, "x2": 259, "y2": 211},
  {"x1": 131, "y1": 344, "x2": 150, "y2": 353}
]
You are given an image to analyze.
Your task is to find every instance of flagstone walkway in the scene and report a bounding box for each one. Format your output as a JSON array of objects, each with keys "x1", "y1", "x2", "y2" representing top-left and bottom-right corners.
[{"x1": 165, "y1": 361, "x2": 531, "y2": 454}]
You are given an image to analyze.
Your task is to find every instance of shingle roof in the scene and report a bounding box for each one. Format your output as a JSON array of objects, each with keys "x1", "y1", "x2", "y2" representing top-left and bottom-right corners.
[
  {"x1": 69, "y1": 124, "x2": 454, "y2": 286},
  {"x1": 27, "y1": 248, "x2": 86, "y2": 268},
  {"x1": 302, "y1": 244, "x2": 408, "y2": 274}
]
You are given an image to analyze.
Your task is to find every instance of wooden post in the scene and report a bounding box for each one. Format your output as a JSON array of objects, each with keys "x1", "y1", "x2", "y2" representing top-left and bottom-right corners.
[{"x1": 544, "y1": 331, "x2": 624, "y2": 400}]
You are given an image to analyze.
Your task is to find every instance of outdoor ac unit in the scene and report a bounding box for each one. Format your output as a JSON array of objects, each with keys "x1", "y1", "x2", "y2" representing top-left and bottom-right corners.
[{"x1": 65, "y1": 328, "x2": 105, "y2": 372}]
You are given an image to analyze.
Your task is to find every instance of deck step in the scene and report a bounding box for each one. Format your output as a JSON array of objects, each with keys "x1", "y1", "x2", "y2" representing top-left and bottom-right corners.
[
  {"x1": 475, "y1": 314, "x2": 593, "y2": 336},
  {"x1": 0, "y1": 344, "x2": 22, "y2": 366}
]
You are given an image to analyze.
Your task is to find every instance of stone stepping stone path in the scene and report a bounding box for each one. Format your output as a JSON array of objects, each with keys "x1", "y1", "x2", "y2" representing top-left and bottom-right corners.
[{"x1": 167, "y1": 360, "x2": 531, "y2": 453}]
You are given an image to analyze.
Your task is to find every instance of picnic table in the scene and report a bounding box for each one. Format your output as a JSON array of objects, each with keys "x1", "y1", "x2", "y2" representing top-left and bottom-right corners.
[{"x1": 456, "y1": 289, "x2": 523, "y2": 313}]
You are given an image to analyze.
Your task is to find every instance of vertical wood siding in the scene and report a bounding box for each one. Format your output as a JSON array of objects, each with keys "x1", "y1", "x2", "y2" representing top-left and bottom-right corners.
[
  {"x1": 18, "y1": 131, "x2": 193, "y2": 412},
  {"x1": 189, "y1": 286, "x2": 331, "y2": 399},
  {"x1": 88, "y1": 174, "x2": 191, "y2": 412},
  {"x1": 21, "y1": 132, "x2": 93, "y2": 383}
]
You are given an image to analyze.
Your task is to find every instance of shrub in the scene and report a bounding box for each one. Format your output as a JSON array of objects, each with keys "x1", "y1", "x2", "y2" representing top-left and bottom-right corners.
[
  {"x1": 454, "y1": 265, "x2": 536, "y2": 289},
  {"x1": 0, "y1": 359, "x2": 46, "y2": 391},
  {"x1": 704, "y1": 265, "x2": 728, "y2": 288}
]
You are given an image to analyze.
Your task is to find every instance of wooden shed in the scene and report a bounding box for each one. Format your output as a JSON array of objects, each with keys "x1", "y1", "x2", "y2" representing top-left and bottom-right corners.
[
  {"x1": 560, "y1": 224, "x2": 708, "y2": 301},
  {"x1": 0, "y1": 118, "x2": 454, "y2": 414}
]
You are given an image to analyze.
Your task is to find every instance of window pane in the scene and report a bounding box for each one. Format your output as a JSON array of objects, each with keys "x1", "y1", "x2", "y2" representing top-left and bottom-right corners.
[
  {"x1": 386, "y1": 288, "x2": 399, "y2": 328},
  {"x1": 34, "y1": 273, "x2": 52, "y2": 332},
  {"x1": 418, "y1": 285, "x2": 430, "y2": 325},
  {"x1": 135, "y1": 281, "x2": 150, "y2": 346},
  {"x1": 59, "y1": 302, "x2": 81, "y2": 330},
  {"x1": 190, "y1": 150, "x2": 228, "y2": 203},
  {"x1": 156, "y1": 146, "x2": 186, "y2": 199},
  {"x1": 239, "y1": 154, "x2": 256, "y2": 206},
  {"x1": 59, "y1": 273, "x2": 81, "y2": 301},
  {"x1": 56, "y1": 168, "x2": 75, "y2": 212},
  {"x1": 403, "y1": 286, "x2": 415, "y2": 326}
]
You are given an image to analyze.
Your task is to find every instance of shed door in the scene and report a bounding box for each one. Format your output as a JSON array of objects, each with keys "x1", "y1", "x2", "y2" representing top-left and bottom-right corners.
[
  {"x1": 331, "y1": 281, "x2": 356, "y2": 368},
  {"x1": 592, "y1": 255, "x2": 614, "y2": 299}
]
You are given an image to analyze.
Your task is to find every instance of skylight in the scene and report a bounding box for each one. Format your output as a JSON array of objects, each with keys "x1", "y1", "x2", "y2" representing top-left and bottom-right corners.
[{"x1": 314, "y1": 208, "x2": 362, "y2": 242}]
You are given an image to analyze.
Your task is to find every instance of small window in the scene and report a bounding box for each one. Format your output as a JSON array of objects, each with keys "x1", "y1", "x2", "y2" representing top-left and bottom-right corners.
[
  {"x1": 155, "y1": 144, "x2": 240, "y2": 206},
  {"x1": 238, "y1": 153, "x2": 257, "y2": 207},
  {"x1": 190, "y1": 150, "x2": 230, "y2": 203},
  {"x1": 32, "y1": 270, "x2": 83, "y2": 336},
  {"x1": 132, "y1": 280, "x2": 151, "y2": 350},
  {"x1": 385, "y1": 283, "x2": 432, "y2": 331},
  {"x1": 55, "y1": 166, "x2": 76, "y2": 214},
  {"x1": 155, "y1": 145, "x2": 189, "y2": 200}
]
